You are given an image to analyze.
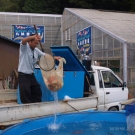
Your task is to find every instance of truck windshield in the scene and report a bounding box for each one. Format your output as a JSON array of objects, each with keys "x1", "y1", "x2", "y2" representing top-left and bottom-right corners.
[{"x1": 102, "y1": 71, "x2": 122, "y2": 88}]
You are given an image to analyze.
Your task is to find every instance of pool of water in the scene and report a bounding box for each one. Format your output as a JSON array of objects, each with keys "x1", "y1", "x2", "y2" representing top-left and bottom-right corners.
[
  {"x1": 1, "y1": 111, "x2": 135, "y2": 135},
  {"x1": 20, "y1": 121, "x2": 134, "y2": 135}
]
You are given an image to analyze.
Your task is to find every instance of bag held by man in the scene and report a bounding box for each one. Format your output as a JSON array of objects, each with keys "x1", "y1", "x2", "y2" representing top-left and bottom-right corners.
[{"x1": 39, "y1": 55, "x2": 66, "y2": 92}]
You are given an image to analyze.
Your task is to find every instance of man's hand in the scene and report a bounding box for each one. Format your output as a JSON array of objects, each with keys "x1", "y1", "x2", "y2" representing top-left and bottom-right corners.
[
  {"x1": 54, "y1": 56, "x2": 61, "y2": 61},
  {"x1": 34, "y1": 34, "x2": 41, "y2": 42}
]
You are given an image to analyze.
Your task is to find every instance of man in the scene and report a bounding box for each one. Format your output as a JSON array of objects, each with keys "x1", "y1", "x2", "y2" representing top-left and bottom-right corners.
[{"x1": 18, "y1": 34, "x2": 60, "y2": 104}]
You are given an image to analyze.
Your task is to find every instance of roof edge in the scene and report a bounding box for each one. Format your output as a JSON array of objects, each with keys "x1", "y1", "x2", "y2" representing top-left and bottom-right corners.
[
  {"x1": 0, "y1": 35, "x2": 19, "y2": 45},
  {"x1": 0, "y1": 12, "x2": 62, "y2": 17}
]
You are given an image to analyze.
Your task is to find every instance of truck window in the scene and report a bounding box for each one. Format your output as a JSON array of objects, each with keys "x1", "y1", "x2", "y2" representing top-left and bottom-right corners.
[
  {"x1": 98, "y1": 70, "x2": 103, "y2": 88},
  {"x1": 102, "y1": 71, "x2": 122, "y2": 88},
  {"x1": 89, "y1": 74, "x2": 95, "y2": 85}
]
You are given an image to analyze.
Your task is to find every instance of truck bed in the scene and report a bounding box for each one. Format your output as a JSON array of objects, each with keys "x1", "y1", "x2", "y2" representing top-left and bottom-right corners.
[
  {"x1": 120, "y1": 98, "x2": 135, "y2": 105},
  {"x1": 120, "y1": 98, "x2": 135, "y2": 110},
  {"x1": 0, "y1": 90, "x2": 98, "y2": 126}
]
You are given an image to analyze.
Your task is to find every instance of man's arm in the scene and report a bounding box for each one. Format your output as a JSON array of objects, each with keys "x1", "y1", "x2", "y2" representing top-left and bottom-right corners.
[{"x1": 22, "y1": 34, "x2": 41, "y2": 45}]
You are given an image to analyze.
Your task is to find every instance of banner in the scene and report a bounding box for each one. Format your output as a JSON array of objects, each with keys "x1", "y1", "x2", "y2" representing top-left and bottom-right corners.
[
  {"x1": 11, "y1": 25, "x2": 45, "y2": 43},
  {"x1": 76, "y1": 26, "x2": 92, "y2": 54}
]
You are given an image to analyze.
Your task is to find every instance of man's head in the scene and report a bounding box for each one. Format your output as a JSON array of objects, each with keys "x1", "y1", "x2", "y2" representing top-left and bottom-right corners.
[{"x1": 28, "y1": 34, "x2": 41, "y2": 49}]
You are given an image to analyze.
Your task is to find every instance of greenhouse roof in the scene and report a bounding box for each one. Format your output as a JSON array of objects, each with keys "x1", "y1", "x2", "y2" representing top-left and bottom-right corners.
[{"x1": 66, "y1": 8, "x2": 135, "y2": 44}]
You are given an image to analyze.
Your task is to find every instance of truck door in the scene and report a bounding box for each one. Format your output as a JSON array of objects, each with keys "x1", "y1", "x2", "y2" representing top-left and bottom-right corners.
[{"x1": 101, "y1": 70, "x2": 128, "y2": 104}]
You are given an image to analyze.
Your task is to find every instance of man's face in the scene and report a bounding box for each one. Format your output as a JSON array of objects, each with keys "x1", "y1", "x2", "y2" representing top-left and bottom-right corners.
[{"x1": 29, "y1": 39, "x2": 39, "y2": 49}]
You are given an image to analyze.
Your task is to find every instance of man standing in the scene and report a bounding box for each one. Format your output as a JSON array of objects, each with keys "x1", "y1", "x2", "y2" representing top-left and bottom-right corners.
[{"x1": 18, "y1": 34, "x2": 59, "y2": 104}]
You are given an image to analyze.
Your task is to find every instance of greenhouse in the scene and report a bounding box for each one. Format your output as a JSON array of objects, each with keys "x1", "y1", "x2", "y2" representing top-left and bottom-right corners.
[
  {"x1": 62, "y1": 8, "x2": 135, "y2": 97},
  {"x1": 0, "y1": 12, "x2": 61, "y2": 54}
]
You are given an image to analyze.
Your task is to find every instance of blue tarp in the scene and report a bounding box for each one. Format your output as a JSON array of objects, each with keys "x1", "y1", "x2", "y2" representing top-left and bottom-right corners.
[{"x1": 124, "y1": 101, "x2": 135, "y2": 114}]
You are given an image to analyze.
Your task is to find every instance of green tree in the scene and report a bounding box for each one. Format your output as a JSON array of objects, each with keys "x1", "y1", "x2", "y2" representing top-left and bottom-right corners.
[
  {"x1": 128, "y1": 0, "x2": 135, "y2": 12},
  {"x1": 0, "y1": 0, "x2": 24, "y2": 12},
  {"x1": 22, "y1": 0, "x2": 92, "y2": 14},
  {"x1": 68, "y1": 0, "x2": 92, "y2": 8},
  {"x1": 22, "y1": 0, "x2": 61, "y2": 14},
  {"x1": 0, "y1": 0, "x2": 135, "y2": 13}
]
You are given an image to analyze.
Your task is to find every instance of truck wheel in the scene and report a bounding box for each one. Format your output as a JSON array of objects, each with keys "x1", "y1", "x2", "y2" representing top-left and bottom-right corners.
[{"x1": 108, "y1": 107, "x2": 118, "y2": 111}]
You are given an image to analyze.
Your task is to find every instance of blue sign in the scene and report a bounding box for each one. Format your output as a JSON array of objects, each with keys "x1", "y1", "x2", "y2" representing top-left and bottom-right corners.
[
  {"x1": 76, "y1": 27, "x2": 92, "y2": 54},
  {"x1": 11, "y1": 25, "x2": 45, "y2": 43}
]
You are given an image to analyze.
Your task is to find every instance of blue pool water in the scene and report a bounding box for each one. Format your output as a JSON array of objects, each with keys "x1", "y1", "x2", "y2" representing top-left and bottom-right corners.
[
  {"x1": 1, "y1": 111, "x2": 135, "y2": 135},
  {"x1": 22, "y1": 122, "x2": 133, "y2": 135}
]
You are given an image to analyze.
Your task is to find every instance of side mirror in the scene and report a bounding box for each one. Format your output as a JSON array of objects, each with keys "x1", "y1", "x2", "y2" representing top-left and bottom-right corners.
[{"x1": 122, "y1": 82, "x2": 126, "y2": 90}]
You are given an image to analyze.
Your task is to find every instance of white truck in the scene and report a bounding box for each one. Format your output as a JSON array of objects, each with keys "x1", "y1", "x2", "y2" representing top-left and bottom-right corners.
[
  {"x1": 0, "y1": 65, "x2": 130, "y2": 127},
  {"x1": 88, "y1": 65, "x2": 128, "y2": 111}
]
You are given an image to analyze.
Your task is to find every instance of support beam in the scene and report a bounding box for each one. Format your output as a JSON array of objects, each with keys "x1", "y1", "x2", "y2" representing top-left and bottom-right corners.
[{"x1": 123, "y1": 43, "x2": 127, "y2": 83}]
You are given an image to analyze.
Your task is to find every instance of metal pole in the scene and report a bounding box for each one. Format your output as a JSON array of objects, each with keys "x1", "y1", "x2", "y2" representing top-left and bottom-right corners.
[
  {"x1": 123, "y1": 43, "x2": 127, "y2": 83},
  {"x1": 34, "y1": 24, "x2": 44, "y2": 52},
  {"x1": 61, "y1": 16, "x2": 63, "y2": 46}
]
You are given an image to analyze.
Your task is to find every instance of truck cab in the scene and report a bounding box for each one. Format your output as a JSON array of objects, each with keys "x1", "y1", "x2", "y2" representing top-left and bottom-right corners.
[{"x1": 88, "y1": 65, "x2": 128, "y2": 111}]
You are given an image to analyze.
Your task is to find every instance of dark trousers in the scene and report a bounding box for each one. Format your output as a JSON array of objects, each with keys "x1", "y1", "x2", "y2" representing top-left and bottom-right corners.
[{"x1": 18, "y1": 73, "x2": 42, "y2": 104}]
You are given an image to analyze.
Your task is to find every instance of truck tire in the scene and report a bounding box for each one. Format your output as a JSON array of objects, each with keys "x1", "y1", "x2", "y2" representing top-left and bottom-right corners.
[{"x1": 108, "y1": 107, "x2": 118, "y2": 111}]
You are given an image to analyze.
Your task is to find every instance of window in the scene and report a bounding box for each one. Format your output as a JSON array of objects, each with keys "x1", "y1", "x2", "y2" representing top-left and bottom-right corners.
[
  {"x1": 102, "y1": 71, "x2": 122, "y2": 88},
  {"x1": 65, "y1": 28, "x2": 71, "y2": 41},
  {"x1": 98, "y1": 70, "x2": 103, "y2": 88}
]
